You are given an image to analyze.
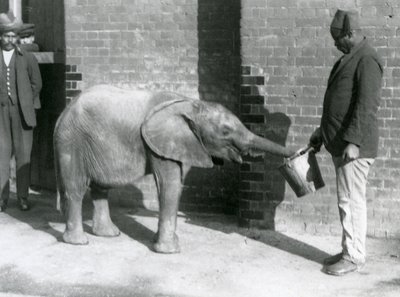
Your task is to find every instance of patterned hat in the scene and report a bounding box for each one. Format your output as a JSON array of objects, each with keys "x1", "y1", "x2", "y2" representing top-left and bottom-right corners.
[
  {"x1": 0, "y1": 10, "x2": 22, "y2": 34},
  {"x1": 19, "y1": 23, "x2": 35, "y2": 38},
  {"x1": 330, "y1": 9, "x2": 360, "y2": 34}
]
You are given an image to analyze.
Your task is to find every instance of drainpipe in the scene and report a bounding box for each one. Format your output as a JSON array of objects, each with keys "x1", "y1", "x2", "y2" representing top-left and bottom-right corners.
[{"x1": 9, "y1": 0, "x2": 21, "y2": 20}]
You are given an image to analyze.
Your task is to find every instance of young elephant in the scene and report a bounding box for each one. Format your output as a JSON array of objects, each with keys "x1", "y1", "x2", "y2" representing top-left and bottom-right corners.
[{"x1": 54, "y1": 85, "x2": 294, "y2": 253}]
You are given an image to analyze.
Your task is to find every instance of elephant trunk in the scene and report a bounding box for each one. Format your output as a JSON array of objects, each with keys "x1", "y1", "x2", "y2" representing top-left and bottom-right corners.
[{"x1": 247, "y1": 133, "x2": 293, "y2": 158}]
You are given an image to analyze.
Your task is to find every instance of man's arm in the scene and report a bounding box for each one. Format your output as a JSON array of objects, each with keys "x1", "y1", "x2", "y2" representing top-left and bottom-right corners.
[
  {"x1": 309, "y1": 127, "x2": 322, "y2": 152},
  {"x1": 26, "y1": 52, "x2": 42, "y2": 109}
]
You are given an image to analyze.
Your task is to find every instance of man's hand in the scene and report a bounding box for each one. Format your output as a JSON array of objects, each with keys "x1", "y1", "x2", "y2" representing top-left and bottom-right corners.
[
  {"x1": 309, "y1": 127, "x2": 322, "y2": 152},
  {"x1": 342, "y1": 143, "x2": 359, "y2": 162}
]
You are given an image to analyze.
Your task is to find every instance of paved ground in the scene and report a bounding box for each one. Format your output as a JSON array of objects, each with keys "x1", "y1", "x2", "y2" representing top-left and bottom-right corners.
[{"x1": 0, "y1": 191, "x2": 399, "y2": 297}]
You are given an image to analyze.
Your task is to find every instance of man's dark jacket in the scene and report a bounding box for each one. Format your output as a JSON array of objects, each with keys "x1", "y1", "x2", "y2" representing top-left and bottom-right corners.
[
  {"x1": 0, "y1": 47, "x2": 42, "y2": 127},
  {"x1": 320, "y1": 38, "x2": 383, "y2": 158}
]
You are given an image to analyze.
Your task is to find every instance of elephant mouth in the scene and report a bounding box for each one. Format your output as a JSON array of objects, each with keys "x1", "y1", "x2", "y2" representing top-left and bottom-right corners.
[
  {"x1": 226, "y1": 142, "x2": 267, "y2": 164},
  {"x1": 228, "y1": 145, "x2": 265, "y2": 164},
  {"x1": 228, "y1": 146, "x2": 243, "y2": 164}
]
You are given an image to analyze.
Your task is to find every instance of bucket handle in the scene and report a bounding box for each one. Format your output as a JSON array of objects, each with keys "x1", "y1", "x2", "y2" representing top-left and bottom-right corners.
[{"x1": 286, "y1": 145, "x2": 314, "y2": 161}]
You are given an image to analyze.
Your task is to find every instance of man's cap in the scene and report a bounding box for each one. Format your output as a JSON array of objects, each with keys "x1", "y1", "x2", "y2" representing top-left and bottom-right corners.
[
  {"x1": 330, "y1": 9, "x2": 360, "y2": 33},
  {"x1": 19, "y1": 23, "x2": 35, "y2": 38}
]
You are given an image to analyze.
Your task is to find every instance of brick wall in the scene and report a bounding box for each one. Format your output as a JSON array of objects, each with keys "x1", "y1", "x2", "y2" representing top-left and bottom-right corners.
[
  {"x1": 240, "y1": 0, "x2": 400, "y2": 238},
  {"x1": 64, "y1": 0, "x2": 241, "y2": 214},
  {"x1": 64, "y1": 0, "x2": 400, "y2": 238}
]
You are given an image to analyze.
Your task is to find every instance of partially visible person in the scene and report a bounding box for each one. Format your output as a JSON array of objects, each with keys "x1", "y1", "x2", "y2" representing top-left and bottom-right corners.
[
  {"x1": 18, "y1": 23, "x2": 39, "y2": 52},
  {"x1": 0, "y1": 11, "x2": 42, "y2": 212},
  {"x1": 18, "y1": 22, "x2": 41, "y2": 195},
  {"x1": 309, "y1": 9, "x2": 383, "y2": 276}
]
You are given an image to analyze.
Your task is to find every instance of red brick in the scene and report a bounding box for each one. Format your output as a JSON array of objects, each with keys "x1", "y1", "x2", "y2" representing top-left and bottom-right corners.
[
  {"x1": 296, "y1": 57, "x2": 325, "y2": 67},
  {"x1": 299, "y1": 0, "x2": 326, "y2": 8},
  {"x1": 267, "y1": 0, "x2": 297, "y2": 7}
]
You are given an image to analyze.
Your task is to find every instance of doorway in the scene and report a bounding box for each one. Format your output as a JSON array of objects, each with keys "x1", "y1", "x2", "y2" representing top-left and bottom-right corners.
[{"x1": 20, "y1": 0, "x2": 66, "y2": 190}]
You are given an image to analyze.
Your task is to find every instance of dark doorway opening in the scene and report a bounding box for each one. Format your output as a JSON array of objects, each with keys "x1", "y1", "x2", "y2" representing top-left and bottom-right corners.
[
  {"x1": 183, "y1": 0, "x2": 241, "y2": 214},
  {"x1": 21, "y1": 0, "x2": 66, "y2": 190}
]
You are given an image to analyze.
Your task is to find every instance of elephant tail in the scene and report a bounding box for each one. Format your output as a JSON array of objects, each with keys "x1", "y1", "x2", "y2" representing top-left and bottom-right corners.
[
  {"x1": 54, "y1": 158, "x2": 68, "y2": 214},
  {"x1": 53, "y1": 149, "x2": 68, "y2": 215},
  {"x1": 53, "y1": 122, "x2": 65, "y2": 214},
  {"x1": 54, "y1": 144, "x2": 63, "y2": 213},
  {"x1": 56, "y1": 190, "x2": 61, "y2": 212}
]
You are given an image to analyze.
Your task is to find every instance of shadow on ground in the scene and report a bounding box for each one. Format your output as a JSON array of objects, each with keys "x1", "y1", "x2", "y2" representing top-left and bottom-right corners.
[
  {"x1": 4, "y1": 191, "x2": 158, "y2": 252},
  {"x1": 0, "y1": 263, "x2": 190, "y2": 297},
  {"x1": 183, "y1": 213, "x2": 330, "y2": 265},
  {"x1": 2, "y1": 192, "x2": 64, "y2": 241},
  {"x1": 5, "y1": 190, "x2": 329, "y2": 266}
]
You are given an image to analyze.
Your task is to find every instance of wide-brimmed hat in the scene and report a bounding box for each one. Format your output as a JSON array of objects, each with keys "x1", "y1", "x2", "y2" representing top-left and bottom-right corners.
[
  {"x1": 0, "y1": 10, "x2": 22, "y2": 34},
  {"x1": 330, "y1": 9, "x2": 360, "y2": 34},
  {"x1": 18, "y1": 23, "x2": 35, "y2": 38}
]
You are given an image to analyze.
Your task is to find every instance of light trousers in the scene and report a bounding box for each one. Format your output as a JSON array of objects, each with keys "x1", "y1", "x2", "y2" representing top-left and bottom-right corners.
[{"x1": 332, "y1": 157, "x2": 374, "y2": 265}]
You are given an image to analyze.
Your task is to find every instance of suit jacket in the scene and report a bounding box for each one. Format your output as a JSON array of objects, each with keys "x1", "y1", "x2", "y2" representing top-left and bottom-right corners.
[
  {"x1": 0, "y1": 47, "x2": 42, "y2": 127},
  {"x1": 320, "y1": 38, "x2": 383, "y2": 158}
]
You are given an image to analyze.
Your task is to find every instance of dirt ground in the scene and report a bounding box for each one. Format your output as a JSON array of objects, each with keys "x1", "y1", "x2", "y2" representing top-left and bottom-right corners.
[{"x1": 0, "y1": 191, "x2": 399, "y2": 297}]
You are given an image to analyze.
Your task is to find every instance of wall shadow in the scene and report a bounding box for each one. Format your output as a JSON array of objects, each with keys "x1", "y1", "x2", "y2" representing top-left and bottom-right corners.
[
  {"x1": 262, "y1": 109, "x2": 292, "y2": 230},
  {"x1": 197, "y1": 0, "x2": 241, "y2": 111},
  {"x1": 183, "y1": 0, "x2": 242, "y2": 214}
]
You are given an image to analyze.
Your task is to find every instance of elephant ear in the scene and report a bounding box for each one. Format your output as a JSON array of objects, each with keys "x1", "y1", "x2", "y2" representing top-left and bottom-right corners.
[{"x1": 141, "y1": 99, "x2": 214, "y2": 169}]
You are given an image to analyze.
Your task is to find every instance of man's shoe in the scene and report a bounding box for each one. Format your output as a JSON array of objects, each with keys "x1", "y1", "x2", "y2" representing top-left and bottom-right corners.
[
  {"x1": 323, "y1": 253, "x2": 343, "y2": 265},
  {"x1": 0, "y1": 200, "x2": 7, "y2": 212},
  {"x1": 324, "y1": 258, "x2": 360, "y2": 276},
  {"x1": 18, "y1": 198, "x2": 30, "y2": 211}
]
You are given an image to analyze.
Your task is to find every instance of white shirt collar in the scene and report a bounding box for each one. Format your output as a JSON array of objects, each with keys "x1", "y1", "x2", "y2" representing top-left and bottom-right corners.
[{"x1": 2, "y1": 49, "x2": 15, "y2": 67}]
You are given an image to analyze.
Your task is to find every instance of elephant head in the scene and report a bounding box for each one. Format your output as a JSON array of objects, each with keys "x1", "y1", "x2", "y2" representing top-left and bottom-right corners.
[{"x1": 142, "y1": 98, "x2": 294, "y2": 175}]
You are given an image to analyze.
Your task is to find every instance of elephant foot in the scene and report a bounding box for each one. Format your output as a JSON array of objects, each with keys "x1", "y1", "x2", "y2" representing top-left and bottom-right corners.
[
  {"x1": 63, "y1": 230, "x2": 89, "y2": 245},
  {"x1": 153, "y1": 234, "x2": 180, "y2": 254},
  {"x1": 92, "y1": 222, "x2": 120, "y2": 238}
]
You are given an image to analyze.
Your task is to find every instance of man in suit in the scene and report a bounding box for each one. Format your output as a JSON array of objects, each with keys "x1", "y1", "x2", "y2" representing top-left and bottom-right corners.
[
  {"x1": 309, "y1": 9, "x2": 383, "y2": 276},
  {"x1": 0, "y1": 11, "x2": 42, "y2": 212}
]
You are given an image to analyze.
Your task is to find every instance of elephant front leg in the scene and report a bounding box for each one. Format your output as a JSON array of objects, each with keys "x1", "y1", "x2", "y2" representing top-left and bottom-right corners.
[
  {"x1": 152, "y1": 158, "x2": 183, "y2": 254},
  {"x1": 91, "y1": 185, "x2": 120, "y2": 237}
]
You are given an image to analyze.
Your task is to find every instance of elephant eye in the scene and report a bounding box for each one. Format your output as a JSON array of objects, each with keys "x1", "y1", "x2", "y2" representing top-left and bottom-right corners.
[{"x1": 221, "y1": 125, "x2": 232, "y2": 136}]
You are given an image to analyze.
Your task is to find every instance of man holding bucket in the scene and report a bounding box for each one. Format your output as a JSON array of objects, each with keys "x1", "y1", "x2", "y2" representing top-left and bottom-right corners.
[{"x1": 309, "y1": 9, "x2": 383, "y2": 276}]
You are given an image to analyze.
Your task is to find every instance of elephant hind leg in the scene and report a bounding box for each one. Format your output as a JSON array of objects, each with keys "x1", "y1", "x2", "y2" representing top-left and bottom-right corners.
[
  {"x1": 91, "y1": 183, "x2": 120, "y2": 238},
  {"x1": 63, "y1": 193, "x2": 89, "y2": 245},
  {"x1": 57, "y1": 151, "x2": 90, "y2": 245}
]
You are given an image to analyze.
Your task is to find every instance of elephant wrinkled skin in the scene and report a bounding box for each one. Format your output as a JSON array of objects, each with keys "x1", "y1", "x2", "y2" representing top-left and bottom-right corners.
[{"x1": 53, "y1": 85, "x2": 294, "y2": 253}]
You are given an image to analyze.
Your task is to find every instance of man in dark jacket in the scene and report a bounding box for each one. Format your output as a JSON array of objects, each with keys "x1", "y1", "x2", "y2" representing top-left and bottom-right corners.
[
  {"x1": 0, "y1": 11, "x2": 42, "y2": 212},
  {"x1": 309, "y1": 9, "x2": 383, "y2": 276}
]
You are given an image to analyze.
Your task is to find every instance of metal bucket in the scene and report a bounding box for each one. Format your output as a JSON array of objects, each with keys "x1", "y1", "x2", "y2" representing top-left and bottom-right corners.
[{"x1": 279, "y1": 146, "x2": 325, "y2": 198}]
